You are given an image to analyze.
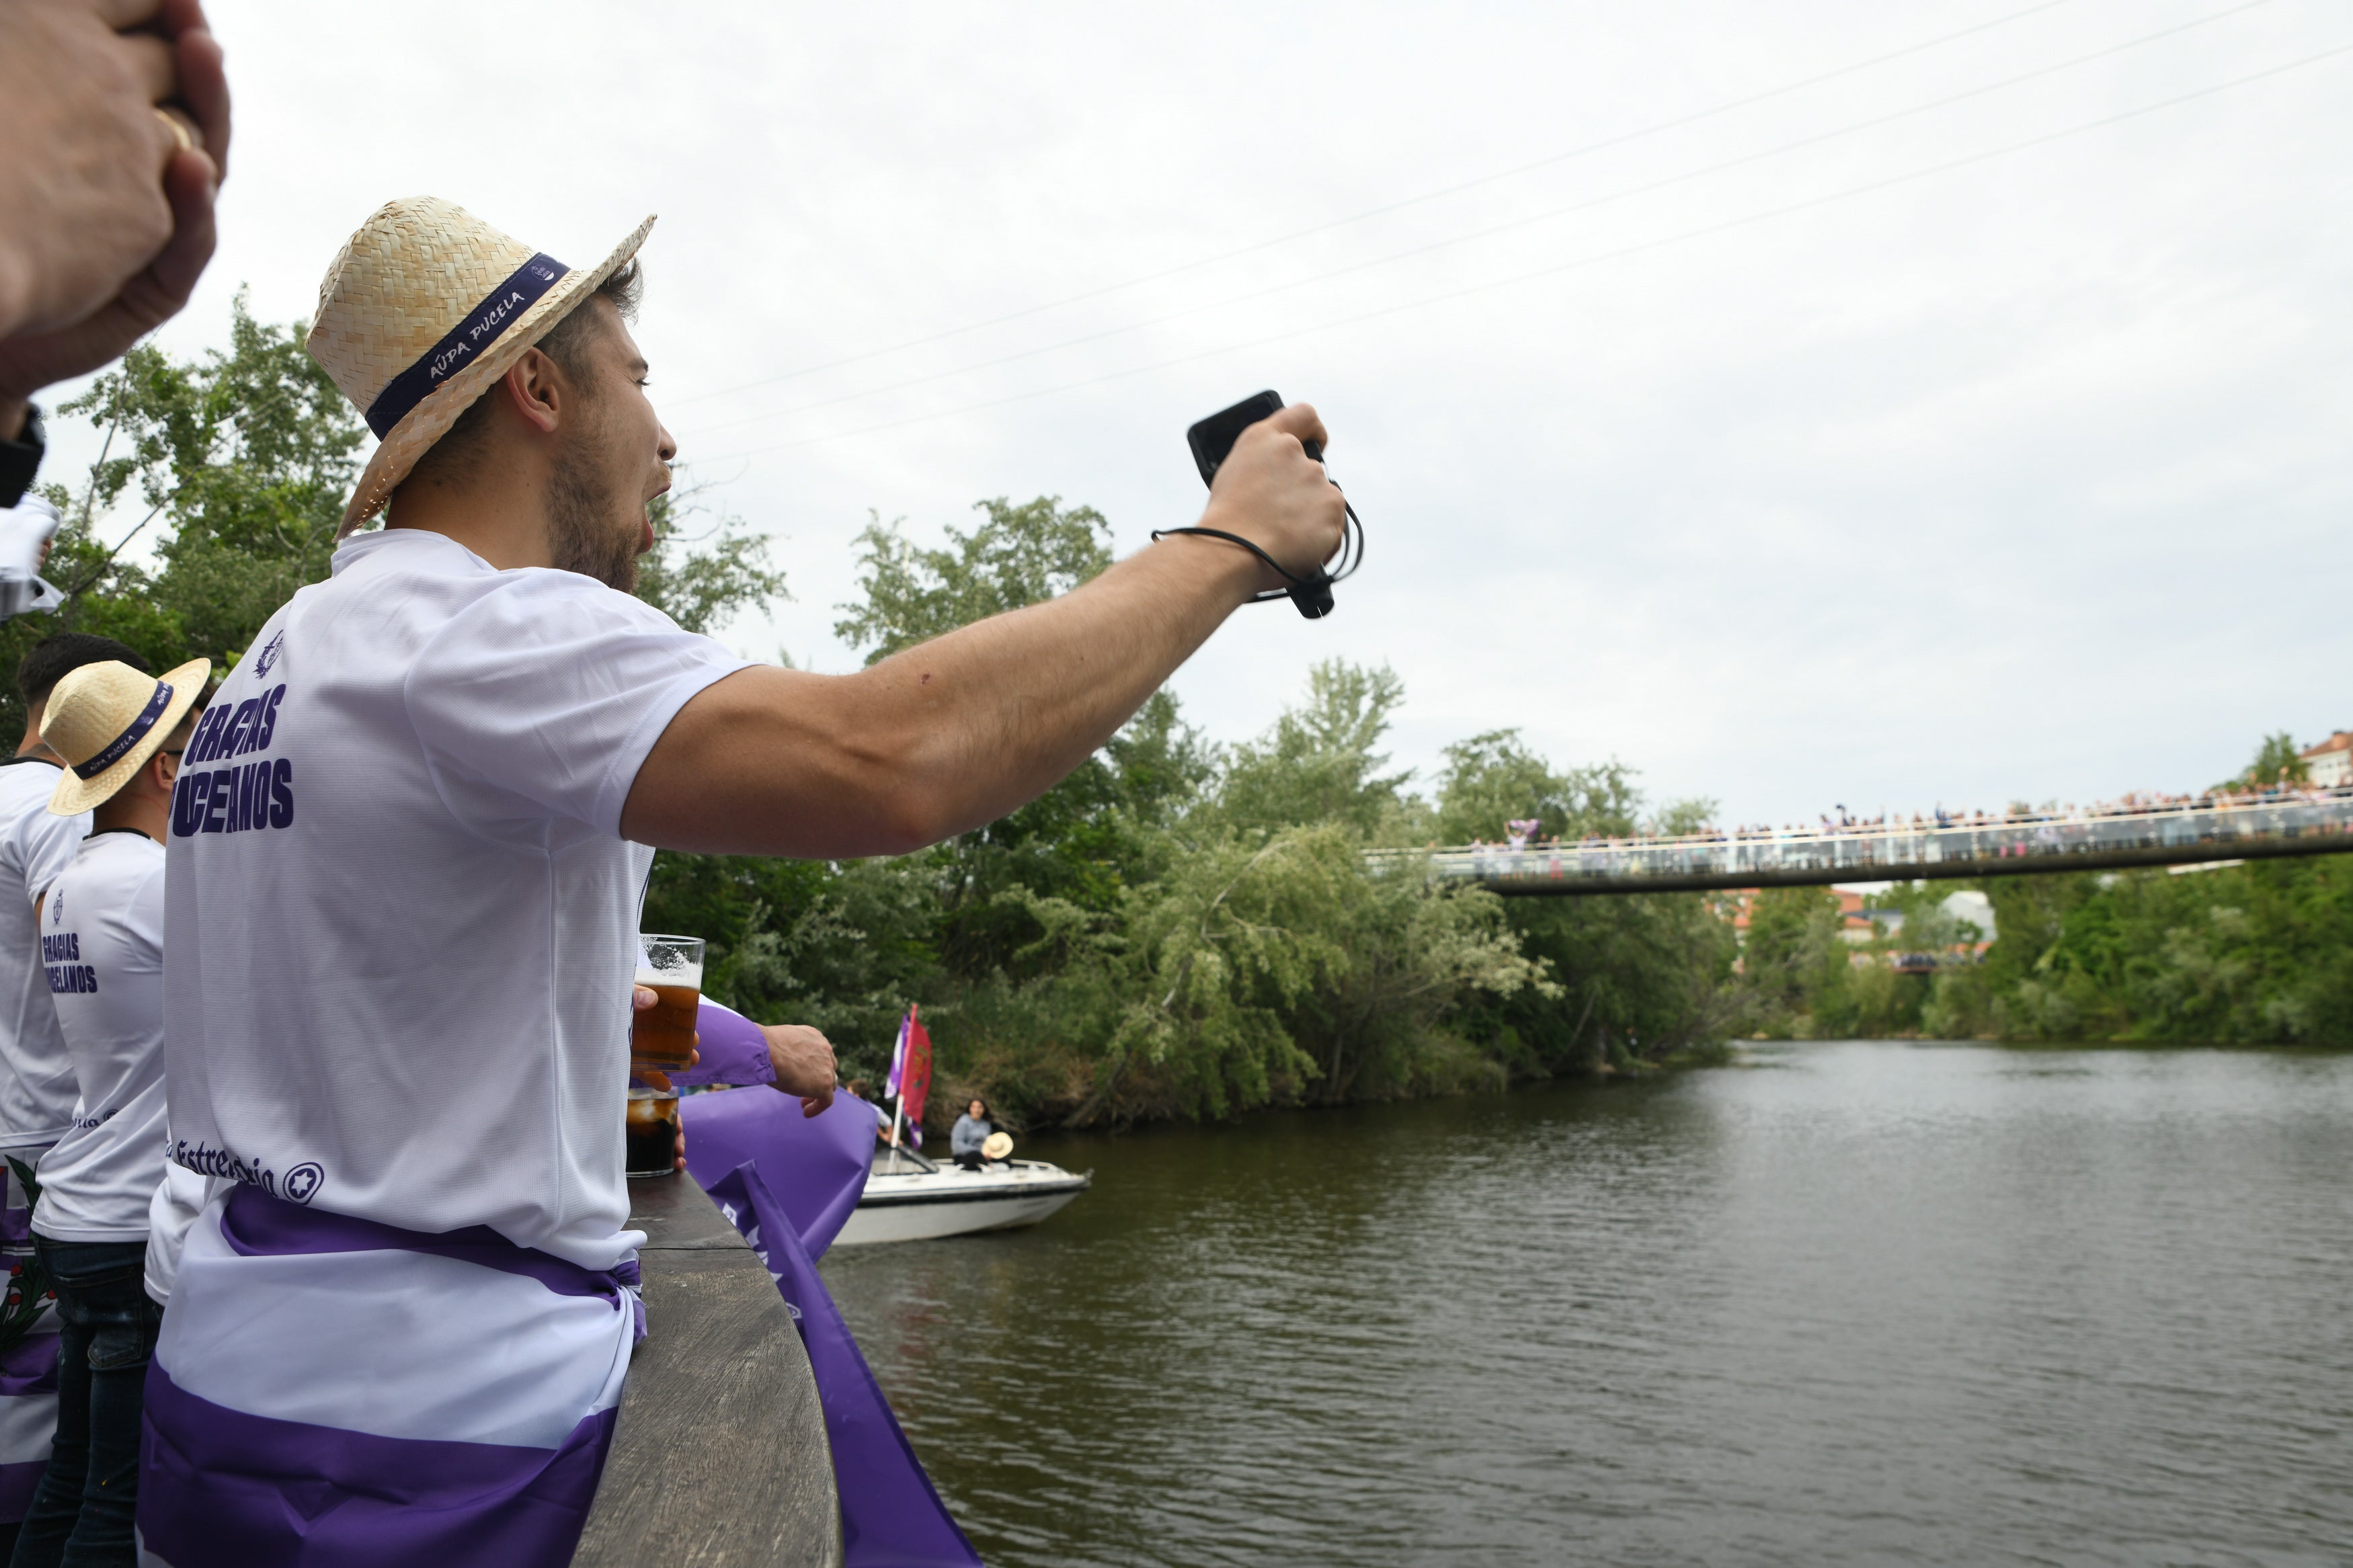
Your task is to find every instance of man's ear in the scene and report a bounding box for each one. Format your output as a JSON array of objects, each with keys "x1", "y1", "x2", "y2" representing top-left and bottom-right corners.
[{"x1": 500, "y1": 347, "x2": 566, "y2": 438}]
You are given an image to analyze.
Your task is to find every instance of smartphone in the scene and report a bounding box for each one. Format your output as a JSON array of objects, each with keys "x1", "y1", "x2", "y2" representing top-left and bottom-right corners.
[{"x1": 1186, "y1": 390, "x2": 1320, "y2": 486}]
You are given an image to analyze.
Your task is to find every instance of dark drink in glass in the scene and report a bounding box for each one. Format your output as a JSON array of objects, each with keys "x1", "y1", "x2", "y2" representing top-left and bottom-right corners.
[{"x1": 625, "y1": 1087, "x2": 680, "y2": 1179}]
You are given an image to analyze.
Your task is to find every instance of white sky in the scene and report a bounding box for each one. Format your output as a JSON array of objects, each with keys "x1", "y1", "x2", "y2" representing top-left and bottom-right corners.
[{"x1": 42, "y1": 0, "x2": 2353, "y2": 826}]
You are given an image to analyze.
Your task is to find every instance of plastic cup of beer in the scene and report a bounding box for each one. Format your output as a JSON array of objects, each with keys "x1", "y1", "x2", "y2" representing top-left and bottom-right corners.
[
  {"x1": 625, "y1": 1085, "x2": 680, "y2": 1179},
  {"x1": 632, "y1": 934, "x2": 703, "y2": 1071}
]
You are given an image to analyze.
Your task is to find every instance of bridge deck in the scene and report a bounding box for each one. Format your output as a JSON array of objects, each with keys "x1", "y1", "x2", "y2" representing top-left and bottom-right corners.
[{"x1": 1378, "y1": 792, "x2": 2353, "y2": 895}]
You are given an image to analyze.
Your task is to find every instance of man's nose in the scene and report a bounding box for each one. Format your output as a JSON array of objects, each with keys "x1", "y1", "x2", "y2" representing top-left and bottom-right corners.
[{"x1": 657, "y1": 422, "x2": 678, "y2": 463}]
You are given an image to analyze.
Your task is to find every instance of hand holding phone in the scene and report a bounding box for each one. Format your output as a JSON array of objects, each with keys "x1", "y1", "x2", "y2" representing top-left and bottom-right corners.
[
  {"x1": 1187, "y1": 390, "x2": 1323, "y2": 483},
  {"x1": 1166, "y1": 390, "x2": 1360, "y2": 619}
]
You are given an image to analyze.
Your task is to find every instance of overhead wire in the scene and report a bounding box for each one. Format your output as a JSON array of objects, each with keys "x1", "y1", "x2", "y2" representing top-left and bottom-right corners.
[
  {"x1": 663, "y1": 0, "x2": 2081, "y2": 411},
  {"x1": 692, "y1": 40, "x2": 2353, "y2": 468},
  {"x1": 679, "y1": 0, "x2": 2278, "y2": 445}
]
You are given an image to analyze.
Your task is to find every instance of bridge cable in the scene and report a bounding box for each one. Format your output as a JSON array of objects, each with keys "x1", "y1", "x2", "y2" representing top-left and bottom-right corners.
[
  {"x1": 662, "y1": 0, "x2": 2081, "y2": 412},
  {"x1": 680, "y1": 0, "x2": 2280, "y2": 446},
  {"x1": 692, "y1": 37, "x2": 2353, "y2": 466}
]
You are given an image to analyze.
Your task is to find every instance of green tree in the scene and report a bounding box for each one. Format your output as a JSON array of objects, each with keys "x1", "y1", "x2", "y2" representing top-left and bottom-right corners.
[
  {"x1": 633, "y1": 475, "x2": 787, "y2": 636},
  {"x1": 1432, "y1": 729, "x2": 1675, "y2": 845},
  {"x1": 1218, "y1": 660, "x2": 1420, "y2": 841},
  {"x1": 1432, "y1": 732, "x2": 1735, "y2": 1067},
  {"x1": 1737, "y1": 886, "x2": 1849, "y2": 1036},
  {"x1": 2227, "y1": 731, "x2": 2311, "y2": 790},
  {"x1": 1074, "y1": 823, "x2": 1553, "y2": 1120},
  {"x1": 2, "y1": 296, "x2": 363, "y2": 734},
  {"x1": 828, "y1": 495, "x2": 1201, "y2": 981},
  {"x1": 834, "y1": 496, "x2": 1111, "y2": 661}
]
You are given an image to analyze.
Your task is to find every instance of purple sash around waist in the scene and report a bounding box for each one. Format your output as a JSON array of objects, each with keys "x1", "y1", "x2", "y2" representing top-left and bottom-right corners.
[
  {"x1": 216, "y1": 1185, "x2": 641, "y2": 1313},
  {"x1": 138, "y1": 1186, "x2": 639, "y2": 1568}
]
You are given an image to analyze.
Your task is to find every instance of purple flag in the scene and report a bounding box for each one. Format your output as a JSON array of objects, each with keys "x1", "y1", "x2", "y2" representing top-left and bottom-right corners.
[
  {"x1": 883, "y1": 1012, "x2": 910, "y2": 1099},
  {"x1": 667, "y1": 999, "x2": 777, "y2": 1088},
  {"x1": 701, "y1": 1157, "x2": 982, "y2": 1568},
  {"x1": 679, "y1": 1086, "x2": 870, "y2": 1257}
]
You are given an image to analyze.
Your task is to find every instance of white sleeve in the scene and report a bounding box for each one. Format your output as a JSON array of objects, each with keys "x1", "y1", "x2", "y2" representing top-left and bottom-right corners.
[
  {"x1": 404, "y1": 571, "x2": 751, "y2": 837},
  {"x1": 21, "y1": 802, "x2": 87, "y2": 907}
]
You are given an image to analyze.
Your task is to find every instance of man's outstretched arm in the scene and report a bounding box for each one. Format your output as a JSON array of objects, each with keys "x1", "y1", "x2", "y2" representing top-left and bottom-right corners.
[{"x1": 621, "y1": 404, "x2": 1344, "y2": 858}]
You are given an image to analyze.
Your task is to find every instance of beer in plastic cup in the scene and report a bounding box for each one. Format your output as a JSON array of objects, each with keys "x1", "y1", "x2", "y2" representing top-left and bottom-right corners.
[
  {"x1": 625, "y1": 1085, "x2": 681, "y2": 1179},
  {"x1": 631, "y1": 934, "x2": 703, "y2": 1070}
]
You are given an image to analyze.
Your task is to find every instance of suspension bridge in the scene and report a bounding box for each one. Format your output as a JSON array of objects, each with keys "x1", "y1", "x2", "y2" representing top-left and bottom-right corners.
[{"x1": 1375, "y1": 791, "x2": 2353, "y2": 897}]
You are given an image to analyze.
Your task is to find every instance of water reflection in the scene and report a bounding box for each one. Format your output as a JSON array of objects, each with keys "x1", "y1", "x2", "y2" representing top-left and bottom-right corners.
[{"x1": 820, "y1": 1044, "x2": 2353, "y2": 1567}]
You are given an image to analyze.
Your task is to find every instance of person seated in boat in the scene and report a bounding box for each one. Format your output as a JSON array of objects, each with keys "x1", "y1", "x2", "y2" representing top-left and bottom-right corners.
[
  {"x1": 846, "y1": 1079, "x2": 894, "y2": 1143},
  {"x1": 951, "y1": 1099, "x2": 995, "y2": 1170}
]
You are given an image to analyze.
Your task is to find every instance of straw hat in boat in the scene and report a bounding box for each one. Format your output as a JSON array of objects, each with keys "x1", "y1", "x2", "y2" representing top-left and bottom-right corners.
[
  {"x1": 307, "y1": 196, "x2": 655, "y2": 536},
  {"x1": 981, "y1": 1131, "x2": 1014, "y2": 1161},
  {"x1": 44, "y1": 658, "x2": 210, "y2": 815}
]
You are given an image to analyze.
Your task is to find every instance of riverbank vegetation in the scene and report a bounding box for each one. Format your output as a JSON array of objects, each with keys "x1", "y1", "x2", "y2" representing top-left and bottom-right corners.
[
  {"x1": 30, "y1": 302, "x2": 2345, "y2": 1136},
  {"x1": 1745, "y1": 854, "x2": 2353, "y2": 1046}
]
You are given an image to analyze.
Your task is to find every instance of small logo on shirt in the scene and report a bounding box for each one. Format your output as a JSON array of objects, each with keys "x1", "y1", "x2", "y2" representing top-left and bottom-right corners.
[
  {"x1": 255, "y1": 631, "x2": 284, "y2": 679},
  {"x1": 171, "y1": 1141, "x2": 326, "y2": 1206},
  {"x1": 283, "y1": 1163, "x2": 324, "y2": 1204}
]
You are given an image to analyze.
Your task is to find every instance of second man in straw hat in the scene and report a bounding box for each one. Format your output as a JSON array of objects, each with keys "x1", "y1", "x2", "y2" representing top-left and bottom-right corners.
[{"x1": 15, "y1": 654, "x2": 204, "y2": 1564}]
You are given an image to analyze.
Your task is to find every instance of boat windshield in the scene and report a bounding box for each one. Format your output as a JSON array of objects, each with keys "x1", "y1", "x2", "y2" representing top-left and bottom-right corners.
[{"x1": 871, "y1": 1143, "x2": 940, "y2": 1175}]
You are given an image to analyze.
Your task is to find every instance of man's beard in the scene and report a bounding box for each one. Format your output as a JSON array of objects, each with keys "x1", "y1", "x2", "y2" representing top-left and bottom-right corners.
[{"x1": 546, "y1": 429, "x2": 641, "y2": 592}]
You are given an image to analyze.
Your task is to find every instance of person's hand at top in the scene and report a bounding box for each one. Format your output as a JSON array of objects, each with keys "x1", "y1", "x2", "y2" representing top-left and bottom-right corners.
[
  {"x1": 761, "y1": 1023, "x2": 837, "y2": 1120},
  {"x1": 0, "y1": 0, "x2": 229, "y2": 421},
  {"x1": 1191, "y1": 401, "x2": 1348, "y2": 600}
]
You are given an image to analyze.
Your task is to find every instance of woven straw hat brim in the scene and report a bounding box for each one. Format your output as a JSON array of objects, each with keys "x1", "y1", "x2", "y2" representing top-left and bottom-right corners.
[
  {"x1": 48, "y1": 657, "x2": 211, "y2": 816},
  {"x1": 981, "y1": 1132, "x2": 1014, "y2": 1160},
  {"x1": 337, "y1": 215, "x2": 657, "y2": 538}
]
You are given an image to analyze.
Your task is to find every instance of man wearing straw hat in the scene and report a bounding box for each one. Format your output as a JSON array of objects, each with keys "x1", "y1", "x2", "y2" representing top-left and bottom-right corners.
[
  {"x1": 11, "y1": 655, "x2": 202, "y2": 1567},
  {"x1": 0, "y1": 634, "x2": 153, "y2": 1558},
  {"x1": 141, "y1": 196, "x2": 1343, "y2": 1563}
]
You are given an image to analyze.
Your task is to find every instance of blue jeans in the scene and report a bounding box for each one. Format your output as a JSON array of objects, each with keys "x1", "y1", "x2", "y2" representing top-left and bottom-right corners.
[{"x1": 7, "y1": 1240, "x2": 158, "y2": 1568}]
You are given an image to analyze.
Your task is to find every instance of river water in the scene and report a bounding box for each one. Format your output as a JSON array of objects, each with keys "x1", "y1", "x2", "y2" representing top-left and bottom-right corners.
[{"x1": 819, "y1": 1043, "x2": 2353, "y2": 1566}]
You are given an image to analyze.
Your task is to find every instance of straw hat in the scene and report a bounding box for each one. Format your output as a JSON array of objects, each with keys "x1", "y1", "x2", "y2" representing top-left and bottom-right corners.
[
  {"x1": 981, "y1": 1130, "x2": 1014, "y2": 1161},
  {"x1": 307, "y1": 197, "x2": 655, "y2": 536},
  {"x1": 44, "y1": 659, "x2": 210, "y2": 816}
]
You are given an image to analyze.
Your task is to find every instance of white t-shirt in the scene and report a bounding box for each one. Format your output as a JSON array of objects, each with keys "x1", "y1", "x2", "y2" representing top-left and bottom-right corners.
[
  {"x1": 163, "y1": 527, "x2": 749, "y2": 1269},
  {"x1": 0, "y1": 757, "x2": 89, "y2": 1145},
  {"x1": 32, "y1": 829, "x2": 166, "y2": 1242},
  {"x1": 143, "y1": 1163, "x2": 216, "y2": 1303}
]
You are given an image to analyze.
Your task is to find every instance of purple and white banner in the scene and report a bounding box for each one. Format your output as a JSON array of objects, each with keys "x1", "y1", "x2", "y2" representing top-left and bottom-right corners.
[{"x1": 684, "y1": 1087, "x2": 981, "y2": 1567}]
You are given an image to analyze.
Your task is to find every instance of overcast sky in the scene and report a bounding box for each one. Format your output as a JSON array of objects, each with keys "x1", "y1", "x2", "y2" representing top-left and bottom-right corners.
[{"x1": 44, "y1": 0, "x2": 2353, "y2": 826}]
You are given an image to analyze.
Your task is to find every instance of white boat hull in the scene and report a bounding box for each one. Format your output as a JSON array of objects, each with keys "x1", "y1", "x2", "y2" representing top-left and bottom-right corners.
[{"x1": 835, "y1": 1159, "x2": 1090, "y2": 1245}]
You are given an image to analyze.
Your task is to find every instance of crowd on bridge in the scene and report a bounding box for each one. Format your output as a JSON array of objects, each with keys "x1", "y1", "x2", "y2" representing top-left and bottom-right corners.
[{"x1": 1460, "y1": 778, "x2": 2353, "y2": 855}]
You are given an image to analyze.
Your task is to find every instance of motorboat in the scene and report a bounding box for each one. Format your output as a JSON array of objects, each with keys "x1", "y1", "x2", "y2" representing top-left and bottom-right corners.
[{"x1": 835, "y1": 1143, "x2": 1091, "y2": 1245}]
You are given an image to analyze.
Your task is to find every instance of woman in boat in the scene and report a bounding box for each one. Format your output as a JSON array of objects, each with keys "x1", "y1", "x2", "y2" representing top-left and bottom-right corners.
[{"x1": 951, "y1": 1098, "x2": 994, "y2": 1170}]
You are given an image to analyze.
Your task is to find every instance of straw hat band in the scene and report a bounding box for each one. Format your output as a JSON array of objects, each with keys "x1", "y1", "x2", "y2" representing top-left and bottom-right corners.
[
  {"x1": 364, "y1": 252, "x2": 571, "y2": 439},
  {"x1": 42, "y1": 657, "x2": 210, "y2": 817},
  {"x1": 72, "y1": 679, "x2": 177, "y2": 780}
]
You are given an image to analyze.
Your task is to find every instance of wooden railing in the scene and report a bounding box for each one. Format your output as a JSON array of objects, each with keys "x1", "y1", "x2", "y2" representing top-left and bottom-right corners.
[{"x1": 574, "y1": 1173, "x2": 843, "y2": 1567}]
